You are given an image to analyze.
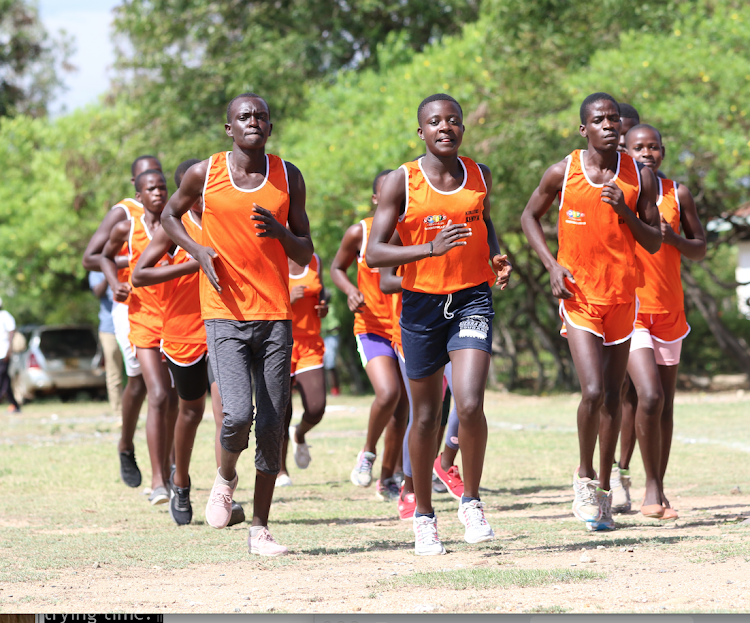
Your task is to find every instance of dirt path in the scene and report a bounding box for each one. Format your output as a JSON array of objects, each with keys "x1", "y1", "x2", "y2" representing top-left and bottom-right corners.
[{"x1": 2, "y1": 493, "x2": 748, "y2": 614}]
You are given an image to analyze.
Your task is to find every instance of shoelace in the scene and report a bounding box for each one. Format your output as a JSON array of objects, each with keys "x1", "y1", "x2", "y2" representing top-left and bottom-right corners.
[
  {"x1": 256, "y1": 530, "x2": 274, "y2": 543},
  {"x1": 600, "y1": 492, "x2": 612, "y2": 518},
  {"x1": 415, "y1": 519, "x2": 440, "y2": 545},
  {"x1": 210, "y1": 491, "x2": 232, "y2": 506},
  {"x1": 577, "y1": 481, "x2": 598, "y2": 506},
  {"x1": 176, "y1": 489, "x2": 190, "y2": 511},
  {"x1": 446, "y1": 466, "x2": 462, "y2": 482},
  {"x1": 358, "y1": 456, "x2": 374, "y2": 472},
  {"x1": 463, "y1": 502, "x2": 489, "y2": 528}
]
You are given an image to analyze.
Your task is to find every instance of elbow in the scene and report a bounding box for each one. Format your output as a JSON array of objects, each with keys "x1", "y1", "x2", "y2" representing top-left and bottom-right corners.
[
  {"x1": 131, "y1": 269, "x2": 145, "y2": 288},
  {"x1": 365, "y1": 247, "x2": 382, "y2": 268},
  {"x1": 647, "y1": 240, "x2": 662, "y2": 255},
  {"x1": 694, "y1": 242, "x2": 707, "y2": 262}
]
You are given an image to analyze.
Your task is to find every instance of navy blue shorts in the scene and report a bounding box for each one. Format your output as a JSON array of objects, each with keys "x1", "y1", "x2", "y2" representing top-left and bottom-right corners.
[{"x1": 401, "y1": 283, "x2": 494, "y2": 380}]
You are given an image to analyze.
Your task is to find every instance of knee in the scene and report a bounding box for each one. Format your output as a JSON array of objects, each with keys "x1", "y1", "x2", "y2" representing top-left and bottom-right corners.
[
  {"x1": 412, "y1": 411, "x2": 439, "y2": 438},
  {"x1": 638, "y1": 386, "x2": 665, "y2": 416},
  {"x1": 303, "y1": 405, "x2": 325, "y2": 426},
  {"x1": 182, "y1": 404, "x2": 204, "y2": 426},
  {"x1": 580, "y1": 383, "x2": 604, "y2": 410},
  {"x1": 374, "y1": 384, "x2": 400, "y2": 410},
  {"x1": 455, "y1": 396, "x2": 483, "y2": 422}
]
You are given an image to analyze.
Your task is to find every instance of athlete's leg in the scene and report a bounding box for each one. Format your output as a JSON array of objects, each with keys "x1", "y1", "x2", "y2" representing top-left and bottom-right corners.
[
  {"x1": 172, "y1": 394, "x2": 206, "y2": 488},
  {"x1": 441, "y1": 364, "x2": 459, "y2": 469},
  {"x1": 119, "y1": 374, "x2": 146, "y2": 454},
  {"x1": 164, "y1": 371, "x2": 179, "y2": 481},
  {"x1": 362, "y1": 356, "x2": 402, "y2": 456},
  {"x1": 294, "y1": 367, "x2": 326, "y2": 442},
  {"x1": 626, "y1": 348, "x2": 665, "y2": 507},
  {"x1": 618, "y1": 374, "x2": 638, "y2": 470},
  {"x1": 381, "y1": 381, "x2": 408, "y2": 480},
  {"x1": 599, "y1": 341, "x2": 632, "y2": 491},
  {"x1": 279, "y1": 394, "x2": 294, "y2": 478},
  {"x1": 99, "y1": 331, "x2": 123, "y2": 417},
  {"x1": 210, "y1": 381, "x2": 222, "y2": 466},
  {"x1": 449, "y1": 349, "x2": 490, "y2": 499},
  {"x1": 408, "y1": 368, "x2": 445, "y2": 515},
  {"x1": 658, "y1": 364, "x2": 679, "y2": 503}
]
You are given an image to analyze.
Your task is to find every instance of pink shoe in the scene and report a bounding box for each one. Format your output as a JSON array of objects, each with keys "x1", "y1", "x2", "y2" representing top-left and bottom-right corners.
[
  {"x1": 398, "y1": 485, "x2": 416, "y2": 521},
  {"x1": 433, "y1": 455, "x2": 465, "y2": 501},
  {"x1": 248, "y1": 527, "x2": 289, "y2": 556},
  {"x1": 205, "y1": 469, "x2": 237, "y2": 529}
]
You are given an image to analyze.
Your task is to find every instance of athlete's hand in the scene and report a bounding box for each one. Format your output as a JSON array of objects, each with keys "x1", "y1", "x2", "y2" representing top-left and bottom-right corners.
[
  {"x1": 601, "y1": 180, "x2": 628, "y2": 216},
  {"x1": 431, "y1": 220, "x2": 472, "y2": 256},
  {"x1": 251, "y1": 204, "x2": 285, "y2": 239},
  {"x1": 113, "y1": 281, "x2": 131, "y2": 302},
  {"x1": 195, "y1": 245, "x2": 221, "y2": 293},
  {"x1": 660, "y1": 214, "x2": 676, "y2": 244},
  {"x1": 347, "y1": 289, "x2": 366, "y2": 313},
  {"x1": 290, "y1": 285, "x2": 306, "y2": 304},
  {"x1": 549, "y1": 262, "x2": 576, "y2": 299},
  {"x1": 492, "y1": 254, "x2": 513, "y2": 290},
  {"x1": 315, "y1": 300, "x2": 329, "y2": 318}
]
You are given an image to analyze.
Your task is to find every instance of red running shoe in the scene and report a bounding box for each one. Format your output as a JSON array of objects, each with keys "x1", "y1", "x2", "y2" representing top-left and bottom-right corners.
[
  {"x1": 433, "y1": 454, "x2": 464, "y2": 501},
  {"x1": 398, "y1": 485, "x2": 416, "y2": 521}
]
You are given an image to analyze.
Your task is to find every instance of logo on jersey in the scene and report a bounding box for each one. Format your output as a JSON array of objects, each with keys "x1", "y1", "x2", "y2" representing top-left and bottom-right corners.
[
  {"x1": 458, "y1": 315, "x2": 489, "y2": 341},
  {"x1": 565, "y1": 209, "x2": 586, "y2": 226},
  {"x1": 424, "y1": 214, "x2": 447, "y2": 225}
]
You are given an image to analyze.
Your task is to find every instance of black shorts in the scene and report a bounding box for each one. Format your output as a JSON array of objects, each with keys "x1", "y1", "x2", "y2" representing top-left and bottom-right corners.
[
  {"x1": 166, "y1": 353, "x2": 208, "y2": 402},
  {"x1": 401, "y1": 283, "x2": 494, "y2": 380}
]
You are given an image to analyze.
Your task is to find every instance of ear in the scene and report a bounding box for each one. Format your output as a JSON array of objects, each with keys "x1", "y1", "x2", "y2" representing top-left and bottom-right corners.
[
  {"x1": 225, "y1": 122, "x2": 233, "y2": 139},
  {"x1": 579, "y1": 123, "x2": 587, "y2": 138},
  {"x1": 661, "y1": 145, "x2": 666, "y2": 159},
  {"x1": 135, "y1": 190, "x2": 142, "y2": 202},
  {"x1": 371, "y1": 193, "x2": 378, "y2": 206},
  {"x1": 130, "y1": 176, "x2": 135, "y2": 185},
  {"x1": 268, "y1": 122, "x2": 273, "y2": 137},
  {"x1": 417, "y1": 127, "x2": 424, "y2": 141}
]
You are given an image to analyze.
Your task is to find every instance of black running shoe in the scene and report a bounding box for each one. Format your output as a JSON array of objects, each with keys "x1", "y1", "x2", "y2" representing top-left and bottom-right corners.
[
  {"x1": 119, "y1": 449, "x2": 142, "y2": 488},
  {"x1": 228, "y1": 501, "x2": 245, "y2": 527},
  {"x1": 169, "y1": 477, "x2": 192, "y2": 525}
]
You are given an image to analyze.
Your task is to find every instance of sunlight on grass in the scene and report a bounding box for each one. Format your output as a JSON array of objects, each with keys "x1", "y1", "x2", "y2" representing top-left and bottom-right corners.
[{"x1": 382, "y1": 567, "x2": 602, "y2": 590}]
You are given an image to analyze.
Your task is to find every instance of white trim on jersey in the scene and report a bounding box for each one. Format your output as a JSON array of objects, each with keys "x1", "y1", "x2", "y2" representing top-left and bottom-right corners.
[
  {"x1": 417, "y1": 156, "x2": 468, "y2": 195},
  {"x1": 225, "y1": 152, "x2": 270, "y2": 193},
  {"x1": 579, "y1": 150, "x2": 621, "y2": 188},
  {"x1": 558, "y1": 154, "x2": 573, "y2": 212}
]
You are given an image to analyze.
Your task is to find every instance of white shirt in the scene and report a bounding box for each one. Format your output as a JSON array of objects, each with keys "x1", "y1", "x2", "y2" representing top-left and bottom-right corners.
[{"x1": 0, "y1": 310, "x2": 16, "y2": 359}]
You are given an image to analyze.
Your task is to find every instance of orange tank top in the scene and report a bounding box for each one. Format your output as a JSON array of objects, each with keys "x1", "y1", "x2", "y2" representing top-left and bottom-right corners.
[
  {"x1": 127, "y1": 213, "x2": 166, "y2": 341},
  {"x1": 557, "y1": 150, "x2": 642, "y2": 305},
  {"x1": 390, "y1": 291, "x2": 403, "y2": 356},
  {"x1": 635, "y1": 178, "x2": 684, "y2": 313},
  {"x1": 200, "y1": 152, "x2": 291, "y2": 321},
  {"x1": 289, "y1": 253, "x2": 323, "y2": 340},
  {"x1": 353, "y1": 217, "x2": 393, "y2": 339},
  {"x1": 112, "y1": 198, "x2": 144, "y2": 305},
  {"x1": 162, "y1": 211, "x2": 206, "y2": 345},
  {"x1": 396, "y1": 157, "x2": 496, "y2": 295}
]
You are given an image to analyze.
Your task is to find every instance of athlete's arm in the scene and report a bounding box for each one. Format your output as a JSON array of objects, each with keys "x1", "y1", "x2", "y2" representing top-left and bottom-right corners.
[
  {"x1": 667, "y1": 184, "x2": 707, "y2": 261},
  {"x1": 132, "y1": 227, "x2": 199, "y2": 288},
  {"x1": 91, "y1": 276, "x2": 109, "y2": 299},
  {"x1": 314, "y1": 259, "x2": 329, "y2": 319},
  {"x1": 330, "y1": 225, "x2": 366, "y2": 313},
  {"x1": 378, "y1": 232, "x2": 403, "y2": 295},
  {"x1": 161, "y1": 160, "x2": 225, "y2": 291},
  {"x1": 601, "y1": 165, "x2": 661, "y2": 254},
  {"x1": 82, "y1": 209, "x2": 129, "y2": 271},
  {"x1": 252, "y1": 162, "x2": 313, "y2": 266},
  {"x1": 520, "y1": 160, "x2": 575, "y2": 299},
  {"x1": 478, "y1": 163, "x2": 512, "y2": 290},
  {"x1": 366, "y1": 168, "x2": 471, "y2": 268},
  {"x1": 100, "y1": 221, "x2": 132, "y2": 302}
]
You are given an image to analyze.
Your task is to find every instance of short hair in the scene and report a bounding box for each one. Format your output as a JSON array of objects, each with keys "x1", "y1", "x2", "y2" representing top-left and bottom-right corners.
[
  {"x1": 226, "y1": 92, "x2": 270, "y2": 123},
  {"x1": 372, "y1": 169, "x2": 393, "y2": 194},
  {"x1": 625, "y1": 123, "x2": 663, "y2": 146},
  {"x1": 417, "y1": 93, "x2": 463, "y2": 124},
  {"x1": 134, "y1": 169, "x2": 167, "y2": 192},
  {"x1": 579, "y1": 92, "x2": 619, "y2": 124},
  {"x1": 618, "y1": 103, "x2": 640, "y2": 123},
  {"x1": 131, "y1": 155, "x2": 161, "y2": 176},
  {"x1": 174, "y1": 159, "x2": 202, "y2": 188}
]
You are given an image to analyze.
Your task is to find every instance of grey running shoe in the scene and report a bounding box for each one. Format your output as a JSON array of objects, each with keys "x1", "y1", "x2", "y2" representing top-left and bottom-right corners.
[
  {"x1": 350, "y1": 451, "x2": 376, "y2": 487},
  {"x1": 611, "y1": 464, "x2": 632, "y2": 513},
  {"x1": 119, "y1": 449, "x2": 142, "y2": 488},
  {"x1": 148, "y1": 486, "x2": 169, "y2": 506}
]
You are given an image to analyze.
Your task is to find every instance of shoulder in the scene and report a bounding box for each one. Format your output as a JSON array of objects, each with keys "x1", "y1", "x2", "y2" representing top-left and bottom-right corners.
[
  {"x1": 112, "y1": 219, "x2": 132, "y2": 239},
  {"x1": 280, "y1": 159, "x2": 302, "y2": 180},
  {"x1": 344, "y1": 222, "x2": 364, "y2": 241},
  {"x1": 380, "y1": 167, "x2": 407, "y2": 197},
  {"x1": 540, "y1": 158, "x2": 569, "y2": 190}
]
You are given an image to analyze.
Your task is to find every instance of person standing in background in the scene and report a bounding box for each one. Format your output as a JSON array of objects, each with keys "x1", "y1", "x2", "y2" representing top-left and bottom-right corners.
[
  {"x1": 89, "y1": 271, "x2": 123, "y2": 417},
  {"x1": 0, "y1": 298, "x2": 20, "y2": 413}
]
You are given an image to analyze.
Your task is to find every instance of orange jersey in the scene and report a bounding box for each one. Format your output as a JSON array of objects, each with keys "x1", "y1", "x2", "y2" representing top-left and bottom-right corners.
[
  {"x1": 112, "y1": 198, "x2": 144, "y2": 305},
  {"x1": 161, "y1": 211, "x2": 206, "y2": 346},
  {"x1": 395, "y1": 157, "x2": 496, "y2": 295},
  {"x1": 353, "y1": 217, "x2": 393, "y2": 339},
  {"x1": 635, "y1": 178, "x2": 684, "y2": 313},
  {"x1": 289, "y1": 253, "x2": 323, "y2": 340},
  {"x1": 557, "y1": 150, "x2": 642, "y2": 305},
  {"x1": 200, "y1": 152, "x2": 291, "y2": 321},
  {"x1": 390, "y1": 291, "x2": 403, "y2": 357},
  {"x1": 127, "y1": 213, "x2": 167, "y2": 349}
]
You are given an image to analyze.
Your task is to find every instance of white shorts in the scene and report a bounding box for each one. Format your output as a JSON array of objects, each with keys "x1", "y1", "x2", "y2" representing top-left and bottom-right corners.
[
  {"x1": 112, "y1": 301, "x2": 141, "y2": 377},
  {"x1": 630, "y1": 330, "x2": 682, "y2": 366}
]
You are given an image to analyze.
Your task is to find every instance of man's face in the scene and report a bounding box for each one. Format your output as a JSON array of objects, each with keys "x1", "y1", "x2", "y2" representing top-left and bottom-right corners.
[
  {"x1": 136, "y1": 173, "x2": 168, "y2": 214},
  {"x1": 579, "y1": 99, "x2": 621, "y2": 152},
  {"x1": 617, "y1": 117, "x2": 639, "y2": 153},
  {"x1": 626, "y1": 127, "x2": 664, "y2": 172},
  {"x1": 225, "y1": 97, "x2": 272, "y2": 149},
  {"x1": 418, "y1": 100, "x2": 464, "y2": 157}
]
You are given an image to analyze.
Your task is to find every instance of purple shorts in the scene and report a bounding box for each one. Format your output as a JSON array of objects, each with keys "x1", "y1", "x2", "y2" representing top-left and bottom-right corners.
[{"x1": 355, "y1": 333, "x2": 396, "y2": 367}]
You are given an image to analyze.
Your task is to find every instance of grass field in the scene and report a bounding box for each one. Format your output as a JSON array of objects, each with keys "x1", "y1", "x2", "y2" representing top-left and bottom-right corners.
[{"x1": 0, "y1": 389, "x2": 749, "y2": 614}]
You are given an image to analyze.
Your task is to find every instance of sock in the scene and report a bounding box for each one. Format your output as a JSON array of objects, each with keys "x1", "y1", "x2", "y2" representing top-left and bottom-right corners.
[
  {"x1": 461, "y1": 495, "x2": 480, "y2": 505},
  {"x1": 414, "y1": 510, "x2": 435, "y2": 519},
  {"x1": 250, "y1": 525, "x2": 266, "y2": 537},
  {"x1": 216, "y1": 468, "x2": 237, "y2": 487}
]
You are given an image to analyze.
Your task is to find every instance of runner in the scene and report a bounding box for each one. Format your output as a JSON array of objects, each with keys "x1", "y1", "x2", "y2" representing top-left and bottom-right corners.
[
  {"x1": 161, "y1": 92, "x2": 313, "y2": 556},
  {"x1": 617, "y1": 103, "x2": 640, "y2": 153},
  {"x1": 330, "y1": 170, "x2": 408, "y2": 501},
  {"x1": 277, "y1": 253, "x2": 329, "y2": 487},
  {"x1": 366, "y1": 93, "x2": 512, "y2": 554},
  {"x1": 101, "y1": 168, "x2": 179, "y2": 506},
  {"x1": 82, "y1": 155, "x2": 161, "y2": 489},
  {"x1": 521, "y1": 92, "x2": 661, "y2": 531},
  {"x1": 619, "y1": 124, "x2": 706, "y2": 520}
]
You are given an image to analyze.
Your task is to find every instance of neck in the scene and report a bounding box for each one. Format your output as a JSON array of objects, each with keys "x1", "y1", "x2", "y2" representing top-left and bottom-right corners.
[
  {"x1": 231, "y1": 144, "x2": 267, "y2": 172},
  {"x1": 422, "y1": 150, "x2": 461, "y2": 175},
  {"x1": 584, "y1": 145, "x2": 618, "y2": 170},
  {"x1": 144, "y1": 208, "x2": 162, "y2": 229}
]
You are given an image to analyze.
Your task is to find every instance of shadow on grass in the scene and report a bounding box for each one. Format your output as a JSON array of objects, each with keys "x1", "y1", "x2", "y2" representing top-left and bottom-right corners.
[
  {"x1": 274, "y1": 516, "x2": 398, "y2": 526},
  {"x1": 512, "y1": 535, "x2": 692, "y2": 553},
  {"x1": 301, "y1": 540, "x2": 412, "y2": 555},
  {"x1": 479, "y1": 485, "x2": 567, "y2": 496}
]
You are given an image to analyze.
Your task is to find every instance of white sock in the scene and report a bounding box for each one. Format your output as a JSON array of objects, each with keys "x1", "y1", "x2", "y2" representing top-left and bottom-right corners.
[
  {"x1": 250, "y1": 525, "x2": 266, "y2": 537},
  {"x1": 216, "y1": 468, "x2": 236, "y2": 487}
]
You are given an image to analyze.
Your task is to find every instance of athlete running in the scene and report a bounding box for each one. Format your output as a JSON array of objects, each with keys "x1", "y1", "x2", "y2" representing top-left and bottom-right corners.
[
  {"x1": 367, "y1": 94, "x2": 512, "y2": 555},
  {"x1": 521, "y1": 92, "x2": 661, "y2": 532},
  {"x1": 620, "y1": 124, "x2": 706, "y2": 520},
  {"x1": 161, "y1": 92, "x2": 313, "y2": 556},
  {"x1": 101, "y1": 168, "x2": 179, "y2": 506},
  {"x1": 330, "y1": 171, "x2": 408, "y2": 502},
  {"x1": 82, "y1": 156, "x2": 161, "y2": 488},
  {"x1": 277, "y1": 253, "x2": 329, "y2": 486}
]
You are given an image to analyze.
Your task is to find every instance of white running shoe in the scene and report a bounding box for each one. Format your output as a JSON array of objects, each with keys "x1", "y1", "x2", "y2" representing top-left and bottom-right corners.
[
  {"x1": 457, "y1": 499, "x2": 495, "y2": 543},
  {"x1": 587, "y1": 488, "x2": 616, "y2": 531},
  {"x1": 350, "y1": 451, "x2": 376, "y2": 487},
  {"x1": 413, "y1": 514, "x2": 446, "y2": 556},
  {"x1": 611, "y1": 464, "x2": 632, "y2": 513},
  {"x1": 275, "y1": 474, "x2": 293, "y2": 487},
  {"x1": 289, "y1": 425, "x2": 311, "y2": 469},
  {"x1": 572, "y1": 469, "x2": 601, "y2": 524}
]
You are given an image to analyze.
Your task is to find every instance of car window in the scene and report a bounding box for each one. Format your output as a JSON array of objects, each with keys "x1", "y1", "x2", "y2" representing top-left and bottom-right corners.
[{"x1": 39, "y1": 329, "x2": 98, "y2": 359}]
